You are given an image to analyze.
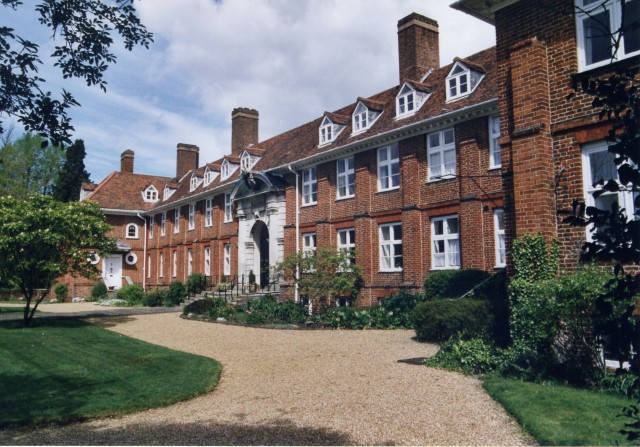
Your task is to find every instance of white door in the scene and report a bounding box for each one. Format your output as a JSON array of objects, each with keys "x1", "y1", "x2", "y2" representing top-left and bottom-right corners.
[{"x1": 103, "y1": 255, "x2": 123, "y2": 290}]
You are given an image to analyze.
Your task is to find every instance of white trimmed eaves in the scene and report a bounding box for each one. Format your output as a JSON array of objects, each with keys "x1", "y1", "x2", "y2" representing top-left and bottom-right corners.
[
  {"x1": 146, "y1": 183, "x2": 235, "y2": 214},
  {"x1": 276, "y1": 98, "x2": 499, "y2": 172},
  {"x1": 102, "y1": 208, "x2": 146, "y2": 216}
]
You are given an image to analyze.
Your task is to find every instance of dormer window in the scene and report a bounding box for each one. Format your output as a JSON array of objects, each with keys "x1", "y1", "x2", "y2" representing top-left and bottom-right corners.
[
  {"x1": 396, "y1": 83, "x2": 429, "y2": 119},
  {"x1": 163, "y1": 186, "x2": 176, "y2": 201},
  {"x1": 204, "y1": 167, "x2": 218, "y2": 186},
  {"x1": 190, "y1": 173, "x2": 202, "y2": 192},
  {"x1": 318, "y1": 115, "x2": 347, "y2": 146},
  {"x1": 446, "y1": 61, "x2": 484, "y2": 102},
  {"x1": 397, "y1": 86, "x2": 415, "y2": 116},
  {"x1": 241, "y1": 152, "x2": 252, "y2": 171},
  {"x1": 143, "y1": 185, "x2": 159, "y2": 202},
  {"x1": 353, "y1": 104, "x2": 368, "y2": 132},
  {"x1": 221, "y1": 160, "x2": 231, "y2": 180},
  {"x1": 319, "y1": 117, "x2": 334, "y2": 145}
]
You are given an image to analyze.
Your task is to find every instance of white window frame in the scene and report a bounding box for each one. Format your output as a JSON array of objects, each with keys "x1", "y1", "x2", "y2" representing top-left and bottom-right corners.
[
  {"x1": 494, "y1": 209, "x2": 506, "y2": 268},
  {"x1": 582, "y1": 140, "x2": 637, "y2": 240},
  {"x1": 337, "y1": 228, "x2": 356, "y2": 265},
  {"x1": 427, "y1": 128, "x2": 456, "y2": 180},
  {"x1": 302, "y1": 167, "x2": 318, "y2": 206},
  {"x1": 163, "y1": 186, "x2": 175, "y2": 201},
  {"x1": 174, "y1": 208, "x2": 180, "y2": 233},
  {"x1": 159, "y1": 252, "x2": 164, "y2": 278},
  {"x1": 125, "y1": 223, "x2": 138, "y2": 239},
  {"x1": 160, "y1": 211, "x2": 166, "y2": 236},
  {"x1": 205, "y1": 198, "x2": 213, "y2": 227},
  {"x1": 224, "y1": 193, "x2": 233, "y2": 223},
  {"x1": 377, "y1": 144, "x2": 400, "y2": 191},
  {"x1": 143, "y1": 185, "x2": 158, "y2": 202},
  {"x1": 352, "y1": 103, "x2": 369, "y2": 133},
  {"x1": 190, "y1": 174, "x2": 201, "y2": 192},
  {"x1": 489, "y1": 115, "x2": 501, "y2": 169},
  {"x1": 336, "y1": 157, "x2": 355, "y2": 200},
  {"x1": 172, "y1": 251, "x2": 177, "y2": 277},
  {"x1": 379, "y1": 222, "x2": 403, "y2": 272},
  {"x1": 204, "y1": 247, "x2": 211, "y2": 277},
  {"x1": 223, "y1": 244, "x2": 231, "y2": 276},
  {"x1": 575, "y1": 0, "x2": 640, "y2": 71},
  {"x1": 187, "y1": 249, "x2": 193, "y2": 276},
  {"x1": 446, "y1": 63, "x2": 470, "y2": 101},
  {"x1": 319, "y1": 117, "x2": 334, "y2": 145},
  {"x1": 396, "y1": 84, "x2": 416, "y2": 118},
  {"x1": 241, "y1": 152, "x2": 252, "y2": 170},
  {"x1": 431, "y1": 215, "x2": 461, "y2": 270},
  {"x1": 303, "y1": 233, "x2": 317, "y2": 257},
  {"x1": 188, "y1": 203, "x2": 195, "y2": 231},
  {"x1": 221, "y1": 160, "x2": 231, "y2": 180},
  {"x1": 149, "y1": 215, "x2": 154, "y2": 239}
]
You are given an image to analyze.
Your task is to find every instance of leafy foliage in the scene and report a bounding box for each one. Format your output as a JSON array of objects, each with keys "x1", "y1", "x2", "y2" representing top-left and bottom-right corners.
[
  {"x1": 165, "y1": 281, "x2": 188, "y2": 306},
  {"x1": 53, "y1": 283, "x2": 67, "y2": 302},
  {"x1": 0, "y1": 195, "x2": 115, "y2": 324},
  {"x1": 0, "y1": 0, "x2": 153, "y2": 147},
  {"x1": 91, "y1": 282, "x2": 108, "y2": 301},
  {"x1": 0, "y1": 132, "x2": 65, "y2": 197},
  {"x1": 426, "y1": 336, "x2": 503, "y2": 375},
  {"x1": 423, "y1": 269, "x2": 490, "y2": 300},
  {"x1": 53, "y1": 139, "x2": 90, "y2": 202},
  {"x1": 412, "y1": 298, "x2": 495, "y2": 342},
  {"x1": 187, "y1": 273, "x2": 208, "y2": 295},
  {"x1": 279, "y1": 247, "x2": 363, "y2": 311},
  {"x1": 116, "y1": 284, "x2": 144, "y2": 305}
]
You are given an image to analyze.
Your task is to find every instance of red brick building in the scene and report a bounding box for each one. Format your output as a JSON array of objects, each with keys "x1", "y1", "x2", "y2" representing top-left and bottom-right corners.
[{"x1": 73, "y1": 1, "x2": 638, "y2": 305}]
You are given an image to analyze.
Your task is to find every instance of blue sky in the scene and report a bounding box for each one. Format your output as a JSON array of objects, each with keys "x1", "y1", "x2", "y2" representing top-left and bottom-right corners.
[{"x1": 4, "y1": 0, "x2": 495, "y2": 182}]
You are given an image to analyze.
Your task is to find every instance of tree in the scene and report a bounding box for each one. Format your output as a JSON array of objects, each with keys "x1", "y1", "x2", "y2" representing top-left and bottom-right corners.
[
  {"x1": 53, "y1": 138, "x2": 90, "y2": 202},
  {"x1": 0, "y1": 195, "x2": 116, "y2": 325},
  {"x1": 279, "y1": 247, "x2": 363, "y2": 312},
  {"x1": 0, "y1": 0, "x2": 153, "y2": 147},
  {"x1": 0, "y1": 132, "x2": 65, "y2": 197}
]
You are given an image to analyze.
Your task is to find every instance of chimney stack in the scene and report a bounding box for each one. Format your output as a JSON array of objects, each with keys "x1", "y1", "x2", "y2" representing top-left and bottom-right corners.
[
  {"x1": 120, "y1": 149, "x2": 134, "y2": 173},
  {"x1": 397, "y1": 13, "x2": 440, "y2": 83},
  {"x1": 176, "y1": 143, "x2": 199, "y2": 179},
  {"x1": 231, "y1": 108, "x2": 259, "y2": 156}
]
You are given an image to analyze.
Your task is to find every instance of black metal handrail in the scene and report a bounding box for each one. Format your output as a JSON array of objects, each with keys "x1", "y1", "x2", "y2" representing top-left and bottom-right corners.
[{"x1": 203, "y1": 273, "x2": 281, "y2": 302}]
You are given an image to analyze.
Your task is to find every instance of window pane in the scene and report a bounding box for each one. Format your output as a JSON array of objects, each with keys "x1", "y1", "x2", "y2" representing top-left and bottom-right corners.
[
  {"x1": 381, "y1": 226, "x2": 390, "y2": 241},
  {"x1": 459, "y1": 74, "x2": 468, "y2": 93},
  {"x1": 393, "y1": 224, "x2": 402, "y2": 240},
  {"x1": 444, "y1": 129, "x2": 455, "y2": 145},
  {"x1": 379, "y1": 148, "x2": 388, "y2": 162},
  {"x1": 584, "y1": 11, "x2": 612, "y2": 65},
  {"x1": 394, "y1": 243, "x2": 403, "y2": 268},
  {"x1": 595, "y1": 192, "x2": 619, "y2": 212},
  {"x1": 391, "y1": 144, "x2": 399, "y2": 159},
  {"x1": 447, "y1": 217, "x2": 459, "y2": 234},
  {"x1": 590, "y1": 150, "x2": 617, "y2": 183},
  {"x1": 448, "y1": 239, "x2": 460, "y2": 266},
  {"x1": 444, "y1": 149, "x2": 456, "y2": 175},
  {"x1": 429, "y1": 133, "x2": 440, "y2": 147},
  {"x1": 623, "y1": 0, "x2": 640, "y2": 54},
  {"x1": 434, "y1": 220, "x2": 444, "y2": 235}
]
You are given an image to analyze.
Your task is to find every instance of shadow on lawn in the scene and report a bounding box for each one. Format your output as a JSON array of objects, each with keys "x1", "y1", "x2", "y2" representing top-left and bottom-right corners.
[
  {"x1": 0, "y1": 418, "x2": 364, "y2": 446},
  {"x1": 0, "y1": 372, "x2": 101, "y2": 428}
]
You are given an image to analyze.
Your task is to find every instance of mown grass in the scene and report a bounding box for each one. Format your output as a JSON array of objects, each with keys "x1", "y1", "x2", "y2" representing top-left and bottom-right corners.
[
  {"x1": 483, "y1": 376, "x2": 633, "y2": 445},
  {"x1": 0, "y1": 306, "x2": 29, "y2": 314},
  {"x1": 0, "y1": 318, "x2": 221, "y2": 427}
]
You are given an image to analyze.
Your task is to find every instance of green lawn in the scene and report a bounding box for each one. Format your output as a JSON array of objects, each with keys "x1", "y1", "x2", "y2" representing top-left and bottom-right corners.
[
  {"x1": 0, "y1": 306, "x2": 29, "y2": 314},
  {"x1": 0, "y1": 318, "x2": 221, "y2": 427},
  {"x1": 484, "y1": 376, "x2": 633, "y2": 445}
]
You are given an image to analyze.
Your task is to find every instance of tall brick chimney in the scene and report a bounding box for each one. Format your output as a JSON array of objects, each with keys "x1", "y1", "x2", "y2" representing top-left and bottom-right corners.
[
  {"x1": 176, "y1": 143, "x2": 199, "y2": 179},
  {"x1": 120, "y1": 149, "x2": 134, "y2": 173},
  {"x1": 397, "y1": 13, "x2": 440, "y2": 83},
  {"x1": 231, "y1": 108, "x2": 259, "y2": 156}
]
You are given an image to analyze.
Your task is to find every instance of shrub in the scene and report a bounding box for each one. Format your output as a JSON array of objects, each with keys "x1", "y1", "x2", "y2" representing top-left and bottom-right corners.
[
  {"x1": 426, "y1": 336, "x2": 503, "y2": 375},
  {"x1": 183, "y1": 297, "x2": 230, "y2": 318},
  {"x1": 187, "y1": 273, "x2": 208, "y2": 295},
  {"x1": 165, "y1": 281, "x2": 187, "y2": 306},
  {"x1": 53, "y1": 284, "x2": 68, "y2": 302},
  {"x1": 116, "y1": 284, "x2": 145, "y2": 305},
  {"x1": 91, "y1": 282, "x2": 108, "y2": 301},
  {"x1": 142, "y1": 289, "x2": 167, "y2": 307},
  {"x1": 412, "y1": 298, "x2": 494, "y2": 342},
  {"x1": 468, "y1": 269, "x2": 510, "y2": 346},
  {"x1": 423, "y1": 269, "x2": 491, "y2": 300}
]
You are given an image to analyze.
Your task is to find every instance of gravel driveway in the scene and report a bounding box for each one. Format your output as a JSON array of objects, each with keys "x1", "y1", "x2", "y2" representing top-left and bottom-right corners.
[{"x1": 0, "y1": 310, "x2": 529, "y2": 445}]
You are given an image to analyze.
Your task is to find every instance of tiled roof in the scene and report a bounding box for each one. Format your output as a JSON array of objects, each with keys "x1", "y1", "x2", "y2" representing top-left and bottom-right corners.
[
  {"x1": 90, "y1": 46, "x2": 497, "y2": 213},
  {"x1": 86, "y1": 171, "x2": 171, "y2": 211}
]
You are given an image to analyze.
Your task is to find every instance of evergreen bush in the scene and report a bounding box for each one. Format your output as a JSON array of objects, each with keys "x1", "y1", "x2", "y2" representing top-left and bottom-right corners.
[
  {"x1": 116, "y1": 284, "x2": 144, "y2": 305},
  {"x1": 423, "y1": 269, "x2": 491, "y2": 300},
  {"x1": 165, "y1": 281, "x2": 187, "y2": 306},
  {"x1": 412, "y1": 298, "x2": 494, "y2": 342},
  {"x1": 53, "y1": 284, "x2": 68, "y2": 302},
  {"x1": 91, "y1": 282, "x2": 108, "y2": 301},
  {"x1": 187, "y1": 273, "x2": 208, "y2": 295}
]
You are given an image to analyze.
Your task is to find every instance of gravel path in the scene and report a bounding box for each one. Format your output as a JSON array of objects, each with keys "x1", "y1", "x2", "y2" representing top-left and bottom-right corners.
[{"x1": 0, "y1": 311, "x2": 530, "y2": 445}]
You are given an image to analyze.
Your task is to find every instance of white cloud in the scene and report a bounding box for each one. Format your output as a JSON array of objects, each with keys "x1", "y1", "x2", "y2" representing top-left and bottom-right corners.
[{"x1": 6, "y1": 1, "x2": 495, "y2": 181}]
